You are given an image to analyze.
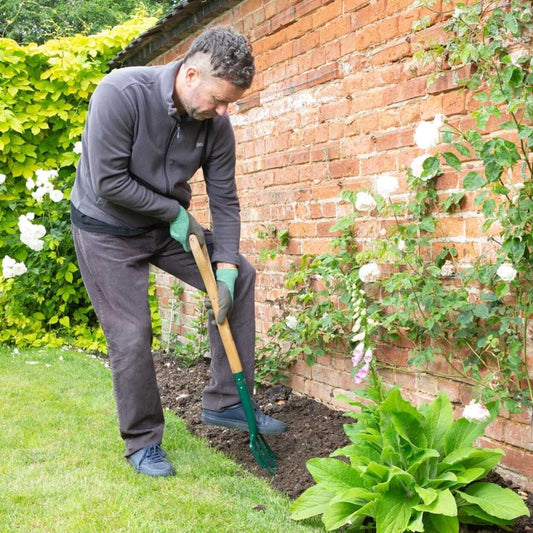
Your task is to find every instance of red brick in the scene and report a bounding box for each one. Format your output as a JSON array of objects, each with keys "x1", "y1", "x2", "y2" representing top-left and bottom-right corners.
[
  {"x1": 353, "y1": 0, "x2": 387, "y2": 29},
  {"x1": 386, "y1": 77, "x2": 427, "y2": 105}
]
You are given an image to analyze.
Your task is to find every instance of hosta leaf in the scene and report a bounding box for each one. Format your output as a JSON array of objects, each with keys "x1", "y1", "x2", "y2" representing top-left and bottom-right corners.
[
  {"x1": 306, "y1": 457, "x2": 364, "y2": 492},
  {"x1": 424, "y1": 513, "x2": 459, "y2": 533},
  {"x1": 458, "y1": 482, "x2": 530, "y2": 520},
  {"x1": 290, "y1": 484, "x2": 335, "y2": 520},
  {"x1": 420, "y1": 392, "x2": 454, "y2": 451},
  {"x1": 322, "y1": 502, "x2": 361, "y2": 531},
  {"x1": 413, "y1": 488, "x2": 457, "y2": 516},
  {"x1": 375, "y1": 484, "x2": 417, "y2": 533}
]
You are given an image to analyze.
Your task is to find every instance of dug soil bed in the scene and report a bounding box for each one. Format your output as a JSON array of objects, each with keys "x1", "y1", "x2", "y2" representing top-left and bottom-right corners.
[{"x1": 154, "y1": 352, "x2": 532, "y2": 532}]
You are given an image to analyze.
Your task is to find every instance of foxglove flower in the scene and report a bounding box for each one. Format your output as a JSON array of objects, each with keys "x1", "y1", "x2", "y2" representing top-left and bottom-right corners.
[
  {"x1": 354, "y1": 362, "x2": 370, "y2": 384},
  {"x1": 355, "y1": 192, "x2": 377, "y2": 212},
  {"x1": 359, "y1": 262, "x2": 381, "y2": 283},
  {"x1": 463, "y1": 400, "x2": 490, "y2": 423},
  {"x1": 351, "y1": 342, "x2": 365, "y2": 367},
  {"x1": 497, "y1": 262, "x2": 517, "y2": 282}
]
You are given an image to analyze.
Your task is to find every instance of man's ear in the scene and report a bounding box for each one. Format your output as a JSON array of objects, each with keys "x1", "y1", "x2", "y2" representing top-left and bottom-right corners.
[{"x1": 184, "y1": 65, "x2": 201, "y2": 85}]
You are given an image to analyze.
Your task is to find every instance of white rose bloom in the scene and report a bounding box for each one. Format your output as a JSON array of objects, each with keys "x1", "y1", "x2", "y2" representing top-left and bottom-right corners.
[
  {"x1": 18, "y1": 214, "x2": 46, "y2": 251},
  {"x1": 440, "y1": 260, "x2": 456, "y2": 277},
  {"x1": 0, "y1": 173, "x2": 6, "y2": 184},
  {"x1": 359, "y1": 262, "x2": 381, "y2": 283},
  {"x1": 35, "y1": 169, "x2": 58, "y2": 186},
  {"x1": 398, "y1": 239, "x2": 406, "y2": 252},
  {"x1": 411, "y1": 154, "x2": 433, "y2": 180},
  {"x1": 73, "y1": 141, "x2": 83, "y2": 154},
  {"x1": 2, "y1": 255, "x2": 27, "y2": 278},
  {"x1": 49, "y1": 189, "x2": 64, "y2": 203},
  {"x1": 463, "y1": 400, "x2": 490, "y2": 423},
  {"x1": 26, "y1": 178, "x2": 35, "y2": 190},
  {"x1": 496, "y1": 262, "x2": 517, "y2": 282},
  {"x1": 376, "y1": 174, "x2": 399, "y2": 198},
  {"x1": 285, "y1": 315, "x2": 298, "y2": 330},
  {"x1": 355, "y1": 192, "x2": 377, "y2": 212},
  {"x1": 414, "y1": 114, "x2": 445, "y2": 150}
]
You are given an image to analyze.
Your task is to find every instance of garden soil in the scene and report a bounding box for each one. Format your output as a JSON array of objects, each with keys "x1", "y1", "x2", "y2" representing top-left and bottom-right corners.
[{"x1": 153, "y1": 352, "x2": 532, "y2": 532}]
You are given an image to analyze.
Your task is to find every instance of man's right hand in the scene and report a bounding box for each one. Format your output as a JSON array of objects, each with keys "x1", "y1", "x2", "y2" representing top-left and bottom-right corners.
[{"x1": 169, "y1": 207, "x2": 205, "y2": 252}]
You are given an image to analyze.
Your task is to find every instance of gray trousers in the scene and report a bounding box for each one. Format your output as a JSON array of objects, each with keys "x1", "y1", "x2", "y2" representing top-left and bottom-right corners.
[{"x1": 72, "y1": 224, "x2": 256, "y2": 456}]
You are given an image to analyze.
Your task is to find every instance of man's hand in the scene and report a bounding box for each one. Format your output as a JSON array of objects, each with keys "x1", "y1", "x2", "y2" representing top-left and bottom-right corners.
[
  {"x1": 214, "y1": 267, "x2": 238, "y2": 324},
  {"x1": 169, "y1": 207, "x2": 205, "y2": 252}
]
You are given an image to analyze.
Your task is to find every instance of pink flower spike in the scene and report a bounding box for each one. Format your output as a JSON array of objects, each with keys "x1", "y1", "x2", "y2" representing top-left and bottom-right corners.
[
  {"x1": 354, "y1": 362, "x2": 370, "y2": 384},
  {"x1": 351, "y1": 343, "x2": 365, "y2": 367},
  {"x1": 363, "y1": 348, "x2": 373, "y2": 363}
]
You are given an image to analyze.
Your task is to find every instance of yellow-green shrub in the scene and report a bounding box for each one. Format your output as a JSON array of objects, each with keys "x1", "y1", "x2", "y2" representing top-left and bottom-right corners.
[{"x1": 0, "y1": 16, "x2": 157, "y2": 350}]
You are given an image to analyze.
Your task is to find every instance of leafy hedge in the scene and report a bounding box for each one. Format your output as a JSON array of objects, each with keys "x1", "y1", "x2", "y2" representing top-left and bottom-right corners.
[{"x1": 0, "y1": 16, "x2": 157, "y2": 350}]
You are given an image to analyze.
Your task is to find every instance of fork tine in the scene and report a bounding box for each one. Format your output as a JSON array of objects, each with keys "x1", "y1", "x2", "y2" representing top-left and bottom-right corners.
[{"x1": 250, "y1": 434, "x2": 278, "y2": 475}]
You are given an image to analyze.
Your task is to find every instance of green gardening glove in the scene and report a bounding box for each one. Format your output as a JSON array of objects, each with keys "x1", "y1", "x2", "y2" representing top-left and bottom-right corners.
[
  {"x1": 169, "y1": 207, "x2": 205, "y2": 252},
  {"x1": 214, "y1": 268, "x2": 238, "y2": 324}
]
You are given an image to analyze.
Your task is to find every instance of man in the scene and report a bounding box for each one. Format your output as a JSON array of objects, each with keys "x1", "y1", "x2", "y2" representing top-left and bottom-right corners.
[{"x1": 71, "y1": 26, "x2": 286, "y2": 477}]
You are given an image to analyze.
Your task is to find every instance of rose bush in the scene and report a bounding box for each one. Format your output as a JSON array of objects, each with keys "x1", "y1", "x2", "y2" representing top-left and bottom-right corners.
[
  {"x1": 0, "y1": 15, "x2": 156, "y2": 349},
  {"x1": 257, "y1": 0, "x2": 533, "y2": 415}
]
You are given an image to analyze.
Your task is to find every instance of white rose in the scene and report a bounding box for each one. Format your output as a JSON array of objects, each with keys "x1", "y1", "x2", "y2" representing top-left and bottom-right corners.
[
  {"x1": 496, "y1": 262, "x2": 517, "y2": 282},
  {"x1": 73, "y1": 141, "x2": 83, "y2": 154},
  {"x1": 440, "y1": 260, "x2": 456, "y2": 277},
  {"x1": 49, "y1": 189, "x2": 64, "y2": 203},
  {"x1": 414, "y1": 114, "x2": 445, "y2": 150},
  {"x1": 411, "y1": 154, "x2": 433, "y2": 180},
  {"x1": 359, "y1": 262, "x2": 381, "y2": 283},
  {"x1": 26, "y1": 178, "x2": 35, "y2": 190},
  {"x1": 375, "y1": 174, "x2": 399, "y2": 198},
  {"x1": 0, "y1": 173, "x2": 6, "y2": 185},
  {"x1": 2, "y1": 255, "x2": 27, "y2": 278},
  {"x1": 355, "y1": 192, "x2": 377, "y2": 212},
  {"x1": 463, "y1": 400, "x2": 490, "y2": 423},
  {"x1": 35, "y1": 169, "x2": 58, "y2": 186},
  {"x1": 285, "y1": 315, "x2": 298, "y2": 330},
  {"x1": 398, "y1": 239, "x2": 406, "y2": 252}
]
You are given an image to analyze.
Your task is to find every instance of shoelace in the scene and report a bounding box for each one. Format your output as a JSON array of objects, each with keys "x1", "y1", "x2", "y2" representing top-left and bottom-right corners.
[
  {"x1": 252, "y1": 403, "x2": 272, "y2": 424},
  {"x1": 143, "y1": 445, "x2": 167, "y2": 464}
]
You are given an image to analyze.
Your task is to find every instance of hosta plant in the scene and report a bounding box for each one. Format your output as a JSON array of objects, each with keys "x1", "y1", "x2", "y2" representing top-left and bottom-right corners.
[{"x1": 290, "y1": 368, "x2": 529, "y2": 532}]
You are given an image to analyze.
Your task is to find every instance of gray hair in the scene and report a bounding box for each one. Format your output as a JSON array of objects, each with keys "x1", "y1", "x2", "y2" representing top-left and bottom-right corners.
[{"x1": 184, "y1": 25, "x2": 255, "y2": 89}]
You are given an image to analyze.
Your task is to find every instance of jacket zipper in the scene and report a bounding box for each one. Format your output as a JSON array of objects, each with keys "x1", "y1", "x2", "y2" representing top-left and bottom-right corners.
[{"x1": 164, "y1": 122, "x2": 180, "y2": 196}]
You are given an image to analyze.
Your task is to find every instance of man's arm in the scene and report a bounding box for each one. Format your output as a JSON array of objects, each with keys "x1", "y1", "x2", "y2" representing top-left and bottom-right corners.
[{"x1": 85, "y1": 81, "x2": 181, "y2": 222}]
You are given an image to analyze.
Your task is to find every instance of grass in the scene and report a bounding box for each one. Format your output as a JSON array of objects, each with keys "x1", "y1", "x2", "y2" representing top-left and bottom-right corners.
[{"x1": 0, "y1": 346, "x2": 323, "y2": 532}]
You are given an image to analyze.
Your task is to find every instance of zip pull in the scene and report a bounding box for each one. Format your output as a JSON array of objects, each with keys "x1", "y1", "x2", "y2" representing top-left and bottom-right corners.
[{"x1": 176, "y1": 123, "x2": 181, "y2": 140}]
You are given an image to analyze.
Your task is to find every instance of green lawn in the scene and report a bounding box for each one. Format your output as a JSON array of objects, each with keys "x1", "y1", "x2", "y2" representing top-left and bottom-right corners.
[{"x1": 0, "y1": 347, "x2": 323, "y2": 532}]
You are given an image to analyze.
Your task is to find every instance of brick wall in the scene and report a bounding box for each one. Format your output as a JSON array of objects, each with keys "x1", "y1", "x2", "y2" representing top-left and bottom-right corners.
[{"x1": 150, "y1": 0, "x2": 533, "y2": 490}]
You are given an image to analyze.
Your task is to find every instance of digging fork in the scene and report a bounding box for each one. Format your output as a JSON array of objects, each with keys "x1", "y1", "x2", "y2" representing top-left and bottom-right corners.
[{"x1": 189, "y1": 234, "x2": 278, "y2": 475}]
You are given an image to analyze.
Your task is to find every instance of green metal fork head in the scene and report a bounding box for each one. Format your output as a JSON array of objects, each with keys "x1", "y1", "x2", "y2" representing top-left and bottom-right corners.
[{"x1": 234, "y1": 372, "x2": 278, "y2": 475}]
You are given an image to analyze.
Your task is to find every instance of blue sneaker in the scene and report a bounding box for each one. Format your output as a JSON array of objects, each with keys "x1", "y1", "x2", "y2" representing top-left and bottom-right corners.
[
  {"x1": 127, "y1": 445, "x2": 175, "y2": 477},
  {"x1": 201, "y1": 403, "x2": 287, "y2": 434}
]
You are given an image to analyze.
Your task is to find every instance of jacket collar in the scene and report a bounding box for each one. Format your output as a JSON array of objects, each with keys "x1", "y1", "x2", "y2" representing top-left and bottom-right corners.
[{"x1": 160, "y1": 60, "x2": 183, "y2": 119}]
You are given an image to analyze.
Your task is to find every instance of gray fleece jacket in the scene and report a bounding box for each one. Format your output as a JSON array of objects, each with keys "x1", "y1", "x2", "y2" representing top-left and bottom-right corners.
[{"x1": 71, "y1": 60, "x2": 241, "y2": 265}]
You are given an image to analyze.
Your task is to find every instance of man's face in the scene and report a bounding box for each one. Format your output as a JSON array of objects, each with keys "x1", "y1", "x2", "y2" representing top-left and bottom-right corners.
[{"x1": 179, "y1": 66, "x2": 245, "y2": 121}]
